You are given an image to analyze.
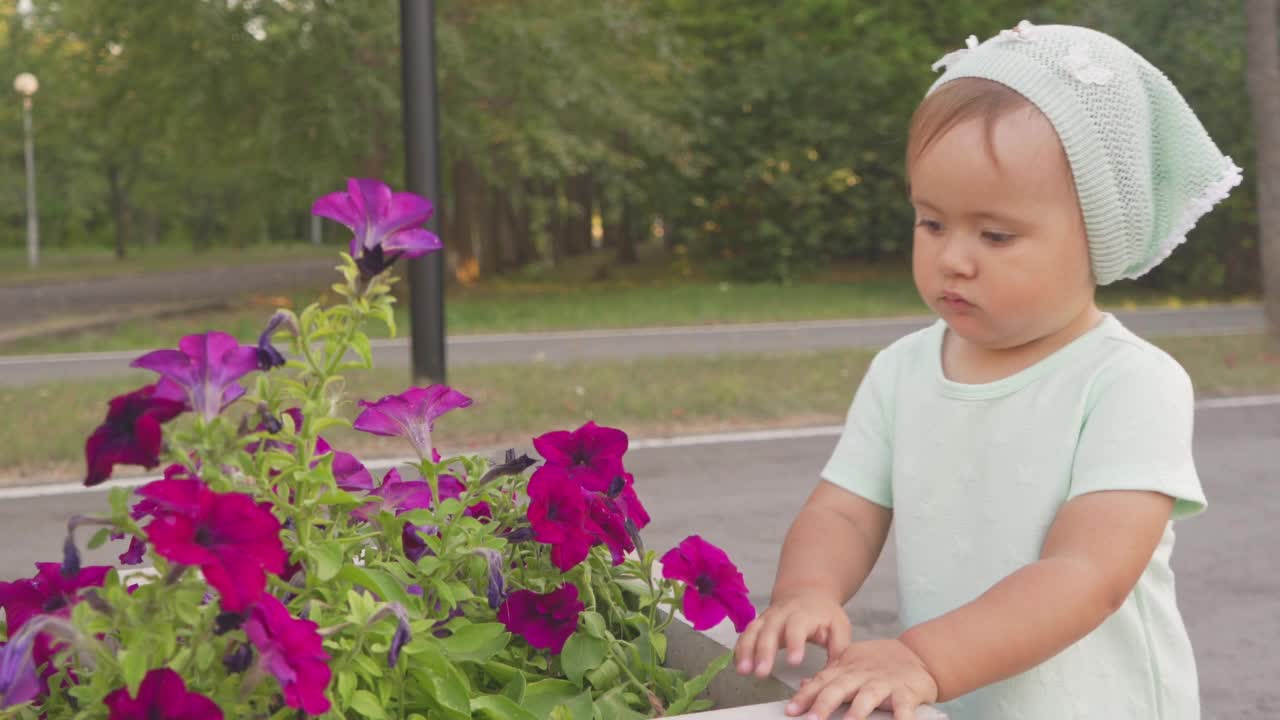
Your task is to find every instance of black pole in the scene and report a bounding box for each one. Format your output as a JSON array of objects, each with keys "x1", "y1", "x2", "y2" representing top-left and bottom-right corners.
[{"x1": 400, "y1": 0, "x2": 446, "y2": 383}]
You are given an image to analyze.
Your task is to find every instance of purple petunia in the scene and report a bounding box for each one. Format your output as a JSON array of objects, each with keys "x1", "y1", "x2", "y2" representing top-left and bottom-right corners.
[{"x1": 660, "y1": 535, "x2": 756, "y2": 632}]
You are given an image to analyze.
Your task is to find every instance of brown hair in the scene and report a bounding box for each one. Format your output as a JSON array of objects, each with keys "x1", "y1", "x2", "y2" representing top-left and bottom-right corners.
[{"x1": 905, "y1": 78, "x2": 1035, "y2": 178}]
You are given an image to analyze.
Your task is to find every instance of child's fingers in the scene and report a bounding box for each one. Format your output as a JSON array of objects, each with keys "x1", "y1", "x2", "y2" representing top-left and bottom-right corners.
[
  {"x1": 734, "y1": 616, "x2": 764, "y2": 674},
  {"x1": 825, "y1": 612, "x2": 853, "y2": 660},
  {"x1": 789, "y1": 671, "x2": 867, "y2": 720},
  {"x1": 843, "y1": 681, "x2": 891, "y2": 720},
  {"x1": 745, "y1": 611, "x2": 786, "y2": 677},
  {"x1": 890, "y1": 690, "x2": 921, "y2": 720},
  {"x1": 783, "y1": 616, "x2": 815, "y2": 665}
]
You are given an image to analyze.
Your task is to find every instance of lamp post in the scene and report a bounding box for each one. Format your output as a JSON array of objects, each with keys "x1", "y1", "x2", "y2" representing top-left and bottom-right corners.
[
  {"x1": 14, "y1": 72, "x2": 39, "y2": 268},
  {"x1": 400, "y1": 0, "x2": 446, "y2": 383}
]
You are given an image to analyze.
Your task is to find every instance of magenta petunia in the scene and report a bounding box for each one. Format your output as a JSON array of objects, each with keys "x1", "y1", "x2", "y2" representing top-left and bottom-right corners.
[
  {"x1": 526, "y1": 465, "x2": 599, "y2": 572},
  {"x1": 131, "y1": 332, "x2": 259, "y2": 422},
  {"x1": 0, "y1": 623, "x2": 41, "y2": 709},
  {"x1": 311, "y1": 178, "x2": 442, "y2": 278},
  {"x1": 660, "y1": 535, "x2": 756, "y2": 632},
  {"x1": 0, "y1": 563, "x2": 112, "y2": 688},
  {"x1": 244, "y1": 594, "x2": 332, "y2": 714},
  {"x1": 83, "y1": 383, "x2": 187, "y2": 487},
  {"x1": 104, "y1": 668, "x2": 222, "y2": 720},
  {"x1": 497, "y1": 584, "x2": 584, "y2": 654},
  {"x1": 533, "y1": 421, "x2": 628, "y2": 490},
  {"x1": 137, "y1": 478, "x2": 286, "y2": 613},
  {"x1": 354, "y1": 385, "x2": 472, "y2": 460}
]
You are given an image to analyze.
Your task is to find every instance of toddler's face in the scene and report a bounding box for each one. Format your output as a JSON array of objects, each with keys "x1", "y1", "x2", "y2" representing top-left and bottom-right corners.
[{"x1": 909, "y1": 108, "x2": 1096, "y2": 351}]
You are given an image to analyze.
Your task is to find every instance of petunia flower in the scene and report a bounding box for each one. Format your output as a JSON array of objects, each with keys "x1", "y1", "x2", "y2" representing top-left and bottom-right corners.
[
  {"x1": 131, "y1": 332, "x2": 259, "y2": 422},
  {"x1": 532, "y1": 421, "x2": 628, "y2": 490},
  {"x1": 660, "y1": 535, "x2": 756, "y2": 632},
  {"x1": 497, "y1": 584, "x2": 583, "y2": 654},
  {"x1": 84, "y1": 383, "x2": 187, "y2": 486},
  {"x1": 311, "y1": 178, "x2": 443, "y2": 279},
  {"x1": 474, "y1": 548, "x2": 506, "y2": 609},
  {"x1": 244, "y1": 594, "x2": 331, "y2": 714},
  {"x1": 353, "y1": 385, "x2": 472, "y2": 460},
  {"x1": 137, "y1": 478, "x2": 286, "y2": 613},
  {"x1": 255, "y1": 310, "x2": 297, "y2": 372},
  {"x1": 0, "y1": 622, "x2": 42, "y2": 709},
  {"x1": 0, "y1": 564, "x2": 111, "y2": 688},
  {"x1": 104, "y1": 668, "x2": 222, "y2": 720},
  {"x1": 526, "y1": 465, "x2": 599, "y2": 572}
]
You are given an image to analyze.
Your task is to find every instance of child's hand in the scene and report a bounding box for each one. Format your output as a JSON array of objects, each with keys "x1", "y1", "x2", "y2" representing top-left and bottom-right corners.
[
  {"x1": 733, "y1": 593, "x2": 852, "y2": 678},
  {"x1": 784, "y1": 639, "x2": 938, "y2": 720}
]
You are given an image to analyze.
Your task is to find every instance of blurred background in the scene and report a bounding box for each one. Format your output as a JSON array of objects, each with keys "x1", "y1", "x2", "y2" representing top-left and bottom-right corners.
[{"x1": 1, "y1": 0, "x2": 1276, "y2": 484}]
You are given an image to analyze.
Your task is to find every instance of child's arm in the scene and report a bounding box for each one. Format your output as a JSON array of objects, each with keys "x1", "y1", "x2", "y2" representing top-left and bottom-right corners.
[
  {"x1": 735, "y1": 480, "x2": 892, "y2": 677},
  {"x1": 898, "y1": 488, "x2": 1173, "y2": 701}
]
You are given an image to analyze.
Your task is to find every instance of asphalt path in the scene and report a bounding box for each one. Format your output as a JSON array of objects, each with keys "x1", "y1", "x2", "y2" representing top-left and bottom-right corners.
[
  {"x1": 1, "y1": 396, "x2": 1275, "y2": 718},
  {"x1": 0, "y1": 304, "x2": 1265, "y2": 387}
]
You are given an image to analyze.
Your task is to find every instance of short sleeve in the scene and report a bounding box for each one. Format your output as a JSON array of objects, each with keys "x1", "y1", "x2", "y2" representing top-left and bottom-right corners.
[
  {"x1": 1069, "y1": 351, "x2": 1206, "y2": 520},
  {"x1": 820, "y1": 350, "x2": 895, "y2": 508}
]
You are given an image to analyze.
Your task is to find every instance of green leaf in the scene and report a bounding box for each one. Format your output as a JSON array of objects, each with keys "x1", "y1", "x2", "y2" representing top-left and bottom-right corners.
[
  {"x1": 411, "y1": 642, "x2": 472, "y2": 720},
  {"x1": 353, "y1": 653, "x2": 384, "y2": 678},
  {"x1": 578, "y1": 611, "x2": 607, "y2": 638},
  {"x1": 584, "y1": 658, "x2": 621, "y2": 690},
  {"x1": 86, "y1": 527, "x2": 112, "y2": 550},
  {"x1": 665, "y1": 651, "x2": 733, "y2": 715},
  {"x1": 500, "y1": 668, "x2": 526, "y2": 703},
  {"x1": 337, "y1": 670, "x2": 357, "y2": 706},
  {"x1": 350, "y1": 689, "x2": 388, "y2": 719},
  {"x1": 521, "y1": 679, "x2": 580, "y2": 718},
  {"x1": 559, "y1": 633, "x2": 607, "y2": 687},
  {"x1": 306, "y1": 541, "x2": 346, "y2": 582},
  {"x1": 471, "y1": 695, "x2": 540, "y2": 720},
  {"x1": 338, "y1": 566, "x2": 412, "y2": 606},
  {"x1": 593, "y1": 686, "x2": 649, "y2": 720},
  {"x1": 315, "y1": 489, "x2": 363, "y2": 507},
  {"x1": 351, "y1": 331, "x2": 374, "y2": 368},
  {"x1": 119, "y1": 647, "x2": 148, "y2": 696},
  {"x1": 439, "y1": 622, "x2": 510, "y2": 663}
]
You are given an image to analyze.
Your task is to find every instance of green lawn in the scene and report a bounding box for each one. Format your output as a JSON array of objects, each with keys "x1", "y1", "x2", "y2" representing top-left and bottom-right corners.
[{"x1": 3, "y1": 332, "x2": 1276, "y2": 486}]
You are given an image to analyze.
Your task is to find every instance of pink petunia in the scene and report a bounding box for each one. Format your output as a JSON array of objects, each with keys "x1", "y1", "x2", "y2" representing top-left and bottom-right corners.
[
  {"x1": 130, "y1": 332, "x2": 259, "y2": 422},
  {"x1": 104, "y1": 668, "x2": 221, "y2": 720},
  {"x1": 532, "y1": 421, "x2": 628, "y2": 490},
  {"x1": 137, "y1": 478, "x2": 286, "y2": 613},
  {"x1": 497, "y1": 584, "x2": 584, "y2": 654},
  {"x1": 311, "y1": 178, "x2": 442, "y2": 278},
  {"x1": 660, "y1": 535, "x2": 756, "y2": 632},
  {"x1": 353, "y1": 386, "x2": 472, "y2": 460},
  {"x1": 526, "y1": 466, "x2": 599, "y2": 572},
  {"x1": 0, "y1": 563, "x2": 112, "y2": 688},
  {"x1": 244, "y1": 594, "x2": 331, "y2": 714}
]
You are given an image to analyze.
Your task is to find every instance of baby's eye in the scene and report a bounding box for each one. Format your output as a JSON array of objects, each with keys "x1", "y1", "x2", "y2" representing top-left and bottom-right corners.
[
  {"x1": 983, "y1": 231, "x2": 1016, "y2": 244},
  {"x1": 915, "y1": 219, "x2": 943, "y2": 233}
]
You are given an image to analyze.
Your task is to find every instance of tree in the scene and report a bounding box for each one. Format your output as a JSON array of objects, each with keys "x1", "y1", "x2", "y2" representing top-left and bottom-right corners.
[{"x1": 1245, "y1": 0, "x2": 1280, "y2": 347}]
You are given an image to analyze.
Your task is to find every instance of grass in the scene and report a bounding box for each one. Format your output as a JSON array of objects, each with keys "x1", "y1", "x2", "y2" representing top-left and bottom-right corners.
[
  {"x1": 3, "y1": 332, "x2": 1277, "y2": 486},
  {"x1": 0, "y1": 242, "x2": 337, "y2": 286},
  {"x1": 0, "y1": 240, "x2": 1256, "y2": 356}
]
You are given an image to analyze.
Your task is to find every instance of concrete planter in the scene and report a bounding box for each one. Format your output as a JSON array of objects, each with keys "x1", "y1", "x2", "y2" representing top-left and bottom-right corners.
[{"x1": 662, "y1": 616, "x2": 947, "y2": 720}]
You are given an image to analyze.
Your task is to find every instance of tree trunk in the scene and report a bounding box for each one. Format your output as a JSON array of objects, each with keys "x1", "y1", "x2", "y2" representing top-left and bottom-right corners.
[
  {"x1": 565, "y1": 174, "x2": 594, "y2": 256},
  {"x1": 1246, "y1": 0, "x2": 1280, "y2": 348},
  {"x1": 511, "y1": 187, "x2": 535, "y2": 268},
  {"x1": 617, "y1": 191, "x2": 639, "y2": 264},
  {"x1": 449, "y1": 160, "x2": 480, "y2": 283},
  {"x1": 545, "y1": 181, "x2": 565, "y2": 267},
  {"x1": 107, "y1": 164, "x2": 130, "y2": 260},
  {"x1": 479, "y1": 184, "x2": 503, "y2": 276}
]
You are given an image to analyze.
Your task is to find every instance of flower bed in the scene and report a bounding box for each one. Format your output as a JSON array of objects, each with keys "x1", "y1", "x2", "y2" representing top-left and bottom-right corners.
[{"x1": 0, "y1": 180, "x2": 758, "y2": 719}]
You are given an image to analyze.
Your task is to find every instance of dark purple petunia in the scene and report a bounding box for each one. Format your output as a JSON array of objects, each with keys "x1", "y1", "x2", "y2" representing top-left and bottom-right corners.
[
  {"x1": 474, "y1": 548, "x2": 506, "y2": 609},
  {"x1": 244, "y1": 594, "x2": 331, "y2": 714},
  {"x1": 526, "y1": 465, "x2": 599, "y2": 572},
  {"x1": 255, "y1": 310, "x2": 297, "y2": 372},
  {"x1": 533, "y1": 421, "x2": 628, "y2": 490},
  {"x1": 660, "y1": 535, "x2": 756, "y2": 632},
  {"x1": 104, "y1": 668, "x2": 222, "y2": 720},
  {"x1": 497, "y1": 584, "x2": 584, "y2": 654},
  {"x1": 84, "y1": 383, "x2": 187, "y2": 487},
  {"x1": 137, "y1": 478, "x2": 286, "y2": 613},
  {"x1": 353, "y1": 385, "x2": 472, "y2": 460},
  {"x1": 131, "y1": 332, "x2": 259, "y2": 422},
  {"x1": 311, "y1": 178, "x2": 443, "y2": 279}
]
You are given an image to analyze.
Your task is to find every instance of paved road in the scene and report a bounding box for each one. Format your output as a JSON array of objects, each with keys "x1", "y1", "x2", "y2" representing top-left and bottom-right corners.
[
  {"x1": 2, "y1": 399, "x2": 1275, "y2": 718},
  {"x1": 0, "y1": 304, "x2": 1265, "y2": 387}
]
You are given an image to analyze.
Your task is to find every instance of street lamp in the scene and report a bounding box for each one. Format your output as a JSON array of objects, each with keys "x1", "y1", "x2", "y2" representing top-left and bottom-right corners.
[{"x1": 14, "y1": 72, "x2": 39, "y2": 268}]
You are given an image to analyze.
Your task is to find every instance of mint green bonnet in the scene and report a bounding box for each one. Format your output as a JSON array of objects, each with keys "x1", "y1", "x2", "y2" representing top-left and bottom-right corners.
[{"x1": 929, "y1": 20, "x2": 1243, "y2": 285}]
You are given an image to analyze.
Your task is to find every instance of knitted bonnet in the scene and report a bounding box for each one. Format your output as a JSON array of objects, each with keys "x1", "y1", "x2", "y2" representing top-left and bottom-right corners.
[{"x1": 929, "y1": 20, "x2": 1243, "y2": 285}]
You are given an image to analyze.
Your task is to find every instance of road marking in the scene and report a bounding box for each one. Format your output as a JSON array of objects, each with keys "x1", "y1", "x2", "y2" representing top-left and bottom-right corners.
[{"x1": 2, "y1": 392, "x2": 1276, "y2": 501}]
